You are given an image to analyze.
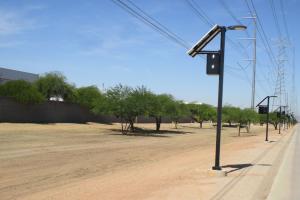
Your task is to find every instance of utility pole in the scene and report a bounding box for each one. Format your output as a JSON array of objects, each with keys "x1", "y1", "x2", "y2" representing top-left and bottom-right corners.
[{"x1": 242, "y1": 15, "x2": 257, "y2": 109}]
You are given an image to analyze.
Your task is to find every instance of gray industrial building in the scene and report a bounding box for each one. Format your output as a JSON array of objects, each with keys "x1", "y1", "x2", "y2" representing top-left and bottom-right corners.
[{"x1": 0, "y1": 67, "x2": 39, "y2": 84}]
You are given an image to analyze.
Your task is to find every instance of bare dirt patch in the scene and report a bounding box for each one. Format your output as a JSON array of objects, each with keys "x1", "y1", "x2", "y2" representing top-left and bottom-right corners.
[{"x1": 0, "y1": 122, "x2": 282, "y2": 199}]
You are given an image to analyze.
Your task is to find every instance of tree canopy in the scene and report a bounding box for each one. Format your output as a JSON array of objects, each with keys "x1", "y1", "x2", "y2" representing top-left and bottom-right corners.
[
  {"x1": 166, "y1": 100, "x2": 190, "y2": 129},
  {"x1": 2, "y1": 71, "x2": 294, "y2": 134},
  {"x1": 188, "y1": 103, "x2": 216, "y2": 128},
  {"x1": 35, "y1": 72, "x2": 76, "y2": 102},
  {"x1": 222, "y1": 105, "x2": 241, "y2": 126},
  {"x1": 76, "y1": 86, "x2": 104, "y2": 110},
  {"x1": 0, "y1": 80, "x2": 45, "y2": 104}
]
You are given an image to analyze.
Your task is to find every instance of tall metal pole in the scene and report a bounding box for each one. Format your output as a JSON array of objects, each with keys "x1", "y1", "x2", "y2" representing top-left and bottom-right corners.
[
  {"x1": 266, "y1": 96, "x2": 270, "y2": 141},
  {"x1": 251, "y1": 15, "x2": 257, "y2": 109},
  {"x1": 242, "y1": 15, "x2": 257, "y2": 109},
  {"x1": 212, "y1": 27, "x2": 226, "y2": 170}
]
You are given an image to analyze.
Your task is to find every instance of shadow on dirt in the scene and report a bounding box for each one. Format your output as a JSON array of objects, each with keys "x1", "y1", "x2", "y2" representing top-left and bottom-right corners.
[
  {"x1": 222, "y1": 163, "x2": 253, "y2": 174},
  {"x1": 180, "y1": 125, "x2": 215, "y2": 130},
  {"x1": 231, "y1": 134, "x2": 258, "y2": 137},
  {"x1": 222, "y1": 163, "x2": 273, "y2": 174},
  {"x1": 109, "y1": 127, "x2": 192, "y2": 137}
]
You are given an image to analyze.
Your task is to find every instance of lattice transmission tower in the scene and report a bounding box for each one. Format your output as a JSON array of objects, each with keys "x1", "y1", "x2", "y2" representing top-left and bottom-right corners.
[{"x1": 271, "y1": 39, "x2": 288, "y2": 111}]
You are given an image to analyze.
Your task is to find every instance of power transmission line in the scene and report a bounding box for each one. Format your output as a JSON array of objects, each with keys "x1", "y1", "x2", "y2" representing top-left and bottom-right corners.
[
  {"x1": 245, "y1": 0, "x2": 279, "y2": 76},
  {"x1": 268, "y1": 0, "x2": 282, "y2": 37},
  {"x1": 218, "y1": 0, "x2": 251, "y2": 38},
  {"x1": 272, "y1": 39, "x2": 288, "y2": 111},
  {"x1": 279, "y1": 0, "x2": 291, "y2": 43},
  {"x1": 111, "y1": 0, "x2": 264, "y2": 90},
  {"x1": 218, "y1": 0, "x2": 271, "y2": 108},
  {"x1": 184, "y1": 0, "x2": 213, "y2": 27},
  {"x1": 110, "y1": 0, "x2": 190, "y2": 49},
  {"x1": 185, "y1": 0, "x2": 250, "y2": 58},
  {"x1": 184, "y1": 0, "x2": 266, "y2": 96}
]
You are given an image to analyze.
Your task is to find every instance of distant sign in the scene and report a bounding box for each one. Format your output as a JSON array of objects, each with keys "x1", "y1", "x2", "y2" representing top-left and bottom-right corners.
[
  {"x1": 277, "y1": 112, "x2": 281, "y2": 118},
  {"x1": 258, "y1": 105, "x2": 268, "y2": 114}
]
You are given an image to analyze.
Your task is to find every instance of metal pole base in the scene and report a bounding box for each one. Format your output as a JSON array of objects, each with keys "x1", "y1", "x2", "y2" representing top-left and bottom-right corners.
[{"x1": 212, "y1": 166, "x2": 222, "y2": 170}]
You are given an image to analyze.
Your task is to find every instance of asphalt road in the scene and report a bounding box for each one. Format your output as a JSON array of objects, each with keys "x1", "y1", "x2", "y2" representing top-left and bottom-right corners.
[{"x1": 267, "y1": 125, "x2": 300, "y2": 200}]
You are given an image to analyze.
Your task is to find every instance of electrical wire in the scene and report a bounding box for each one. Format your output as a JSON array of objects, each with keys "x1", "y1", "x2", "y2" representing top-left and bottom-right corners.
[
  {"x1": 110, "y1": 0, "x2": 190, "y2": 49},
  {"x1": 111, "y1": 0, "x2": 268, "y2": 94},
  {"x1": 185, "y1": 0, "x2": 250, "y2": 58},
  {"x1": 268, "y1": 0, "x2": 282, "y2": 37}
]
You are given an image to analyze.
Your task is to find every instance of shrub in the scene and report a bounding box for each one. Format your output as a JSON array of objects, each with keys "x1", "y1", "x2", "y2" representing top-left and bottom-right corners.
[{"x1": 0, "y1": 80, "x2": 45, "y2": 104}]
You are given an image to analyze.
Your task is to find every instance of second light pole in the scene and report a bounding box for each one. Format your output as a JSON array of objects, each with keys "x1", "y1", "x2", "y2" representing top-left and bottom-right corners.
[{"x1": 187, "y1": 24, "x2": 247, "y2": 170}]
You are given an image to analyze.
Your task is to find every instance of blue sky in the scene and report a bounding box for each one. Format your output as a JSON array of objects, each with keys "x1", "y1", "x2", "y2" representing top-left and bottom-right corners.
[{"x1": 0, "y1": 0, "x2": 299, "y2": 115}]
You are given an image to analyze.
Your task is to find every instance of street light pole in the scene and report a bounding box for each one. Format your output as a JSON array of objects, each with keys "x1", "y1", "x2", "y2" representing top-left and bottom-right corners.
[
  {"x1": 212, "y1": 27, "x2": 226, "y2": 170},
  {"x1": 187, "y1": 24, "x2": 246, "y2": 171},
  {"x1": 279, "y1": 106, "x2": 282, "y2": 134},
  {"x1": 266, "y1": 96, "x2": 270, "y2": 141},
  {"x1": 257, "y1": 95, "x2": 276, "y2": 142}
]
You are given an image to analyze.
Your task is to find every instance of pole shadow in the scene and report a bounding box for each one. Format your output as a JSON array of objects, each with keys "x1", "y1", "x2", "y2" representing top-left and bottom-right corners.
[{"x1": 222, "y1": 163, "x2": 253, "y2": 174}]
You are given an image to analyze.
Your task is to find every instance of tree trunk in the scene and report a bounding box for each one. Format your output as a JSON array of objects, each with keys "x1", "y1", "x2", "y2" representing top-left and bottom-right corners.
[
  {"x1": 274, "y1": 123, "x2": 278, "y2": 130},
  {"x1": 129, "y1": 119, "x2": 134, "y2": 132},
  {"x1": 175, "y1": 121, "x2": 178, "y2": 129},
  {"x1": 156, "y1": 116, "x2": 161, "y2": 132},
  {"x1": 238, "y1": 123, "x2": 241, "y2": 136},
  {"x1": 200, "y1": 121, "x2": 203, "y2": 128},
  {"x1": 120, "y1": 118, "x2": 127, "y2": 135},
  {"x1": 121, "y1": 122, "x2": 129, "y2": 135},
  {"x1": 248, "y1": 121, "x2": 251, "y2": 132}
]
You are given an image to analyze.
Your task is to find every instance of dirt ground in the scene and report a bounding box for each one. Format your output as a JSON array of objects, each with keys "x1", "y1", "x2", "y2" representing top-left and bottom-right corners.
[{"x1": 0, "y1": 122, "x2": 286, "y2": 200}]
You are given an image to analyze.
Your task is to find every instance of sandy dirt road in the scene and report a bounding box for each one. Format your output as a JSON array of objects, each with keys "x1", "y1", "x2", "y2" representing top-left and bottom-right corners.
[{"x1": 0, "y1": 122, "x2": 289, "y2": 200}]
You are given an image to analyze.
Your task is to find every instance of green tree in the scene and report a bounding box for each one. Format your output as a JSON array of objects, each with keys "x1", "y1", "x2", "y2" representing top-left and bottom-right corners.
[
  {"x1": 104, "y1": 84, "x2": 150, "y2": 134},
  {"x1": 259, "y1": 114, "x2": 267, "y2": 126},
  {"x1": 222, "y1": 106, "x2": 240, "y2": 126},
  {"x1": 166, "y1": 100, "x2": 189, "y2": 129},
  {"x1": 241, "y1": 108, "x2": 259, "y2": 131},
  {"x1": 104, "y1": 84, "x2": 131, "y2": 133},
  {"x1": 0, "y1": 80, "x2": 44, "y2": 104},
  {"x1": 35, "y1": 72, "x2": 76, "y2": 102},
  {"x1": 290, "y1": 114, "x2": 297, "y2": 125},
  {"x1": 236, "y1": 108, "x2": 258, "y2": 136},
  {"x1": 269, "y1": 112, "x2": 280, "y2": 130},
  {"x1": 188, "y1": 103, "x2": 216, "y2": 128},
  {"x1": 76, "y1": 86, "x2": 104, "y2": 110},
  {"x1": 147, "y1": 93, "x2": 174, "y2": 131},
  {"x1": 125, "y1": 86, "x2": 150, "y2": 132}
]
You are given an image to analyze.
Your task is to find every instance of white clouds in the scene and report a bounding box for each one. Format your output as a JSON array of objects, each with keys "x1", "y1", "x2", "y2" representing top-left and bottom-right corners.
[
  {"x1": 0, "y1": 11, "x2": 22, "y2": 35},
  {"x1": 0, "y1": 10, "x2": 35, "y2": 35},
  {"x1": 0, "y1": 5, "x2": 45, "y2": 48}
]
